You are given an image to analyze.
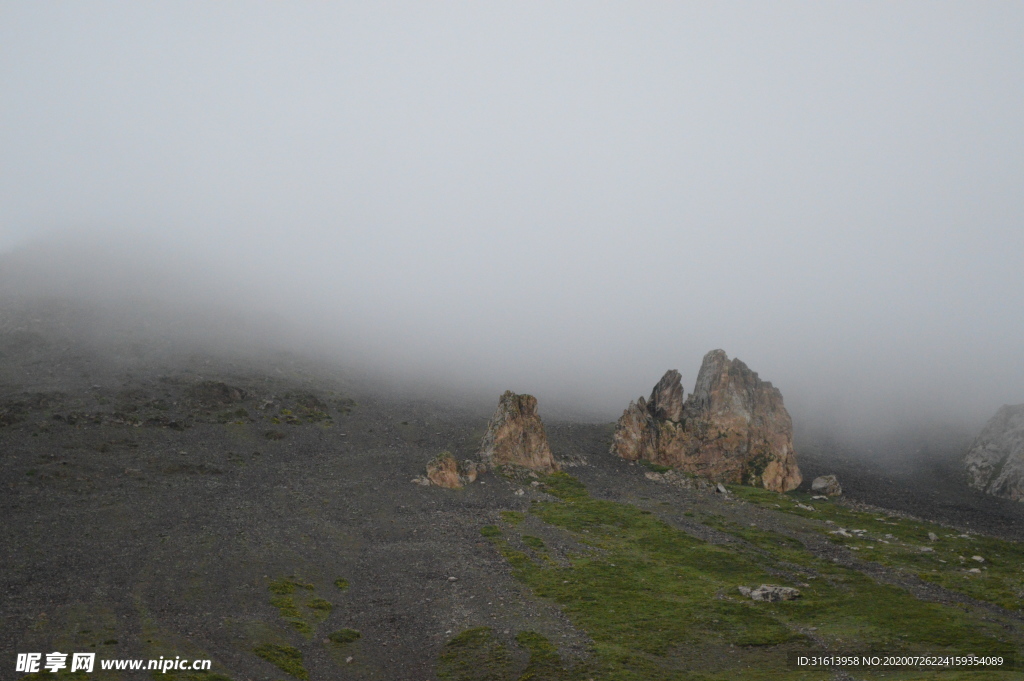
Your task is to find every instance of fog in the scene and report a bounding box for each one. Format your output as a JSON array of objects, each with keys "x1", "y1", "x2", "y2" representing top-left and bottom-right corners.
[{"x1": 2, "y1": 3, "x2": 1022, "y2": 435}]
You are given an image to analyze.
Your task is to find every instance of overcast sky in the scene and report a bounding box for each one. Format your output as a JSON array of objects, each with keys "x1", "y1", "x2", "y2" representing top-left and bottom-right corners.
[{"x1": 1, "y1": 2, "x2": 1022, "y2": 429}]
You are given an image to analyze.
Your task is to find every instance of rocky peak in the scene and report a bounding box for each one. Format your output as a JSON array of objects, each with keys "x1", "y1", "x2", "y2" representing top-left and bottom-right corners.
[
  {"x1": 685, "y1": 350, "x2": 770, "y2": 422},
  {"x1": 611, "y1": 349, "x2": 801, "y2": 493},
  {"x1": 964, "y1": 404, "x2": 1024, "y2": 501},
  {"x1": 478, "y1": 390, "x2": 558, "y2": 472},
  {"x1": 648, "y1": 370, "x2": 684, "y2": 422}
]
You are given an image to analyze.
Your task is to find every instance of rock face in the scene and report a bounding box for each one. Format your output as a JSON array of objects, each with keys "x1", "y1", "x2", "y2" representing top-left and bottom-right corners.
[
  {"x1": 648, "y1": 369, "x2": 684, "y2": 422},
  {"x1": 964, "y1": 404, "x2": 1024, "y2": 501},
  {"x1": 612, "y1": 349, "x2": 801, "y2": 492},
  {"x1": 811, "y1": 475, "x2": 842, "y2": 496},
  {"x1": 479, "y1": 391, "x2": 558, "y2": 472}
]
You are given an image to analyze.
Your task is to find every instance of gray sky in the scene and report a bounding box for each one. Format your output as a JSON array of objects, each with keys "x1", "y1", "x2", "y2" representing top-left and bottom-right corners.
[{"x1": 1, "y1": 2, "x2": 1022, "y2": 429}]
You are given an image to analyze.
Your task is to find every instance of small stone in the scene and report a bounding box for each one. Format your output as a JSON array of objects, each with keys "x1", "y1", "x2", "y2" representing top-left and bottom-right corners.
[
  {"x1": 968, "y1": 568, "x2": 982, "y2": 574},
  {"x1": 530, "y1": 481, "x2": 541, "y2": 486},
  {"x1": 346, "y1": 656, "x2": 353, "y2": 663},
  {"x1": 739, "y1": 584, "x2": 801, "y2": 602},
  {"x1": 515, "y1": 489, "x2": 525, "y2": 496},
  {"x1": 972, "y1": 555, "x2": 985, "y2": 563},
  {"x1": 811, "y1": 475, "x2": 842, "y2": 496},
  {"x1": 716, "y1": 483, "x2": 728, "y2": 494},
  {"x1": 448, "y1": 576, "x2": 458, "y2": 582},
  {"x1": 928, "y1": 532, "x2": 938, "y2": 541}
]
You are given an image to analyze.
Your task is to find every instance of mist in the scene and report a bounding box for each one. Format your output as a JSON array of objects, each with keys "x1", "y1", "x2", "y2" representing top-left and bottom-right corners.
[{"x1": 2, "y1": 3, "x2": 1023, "y2": 437}]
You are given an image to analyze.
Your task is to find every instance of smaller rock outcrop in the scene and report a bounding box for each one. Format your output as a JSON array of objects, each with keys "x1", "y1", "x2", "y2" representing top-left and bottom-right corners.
[
  {"x1": 189, "y1": 381, "x2": 246, "y2": 406},
  {"x1": 426, "y1": 452, "x2": 463, "y2": 489},
  {"x1": 964, "y1": 404, "x2": 1024, "y2": 501},
  {"x1": 811, "y1": 475, "x2": 842, "y2": 496},
  {"x1": 478, "y1": 391, "x2": 558, "y2": 472},
  {"x1": 420, "y1": 452, "x2": 486, "y2": 489}
]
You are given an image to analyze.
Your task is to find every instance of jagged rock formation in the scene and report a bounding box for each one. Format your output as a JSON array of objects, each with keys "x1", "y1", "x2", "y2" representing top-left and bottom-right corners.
[
  {"x1": 811, "y1": 475, "x2": 842, "y2": 496},
  {"x1": 612, "y1": 349, "x2": 801, "y2": 492},
  {"x1": 964, "y1": 404, "x2": 1024, "y2": 501},
  {"x1": 478, "y1": 391, "x2": 558, "y2": 472}
]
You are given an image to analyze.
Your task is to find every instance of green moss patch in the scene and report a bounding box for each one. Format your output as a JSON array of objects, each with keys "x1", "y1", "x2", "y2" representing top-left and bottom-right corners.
[
  {"x1": 475, "y1": 472, "x2": 1022, "y2": 680},
  {"x1": 499, "y1": 511, "x2": 525, "y2": 525},
  {"x1": 267, "y1": 577, "x2": 328, "y2": 636},
  {"x1": 436, "y1": 627, "x2": 514, "y2": 681},
  {"x1": 253, "y1": 643, "x2": 307, "y2": 680},
  {"x1": 521, "y1": 535, "x2": 546, "y2": 551},
  {"x1": 437, "y1": 628, "x2": 595, "y2": 681},
  {"x1": 328, "y1": 628, "x2": 362, "y2": 644},
  {"x1": 728, "y1": 484, "x2": 1024, "y2": 610}
]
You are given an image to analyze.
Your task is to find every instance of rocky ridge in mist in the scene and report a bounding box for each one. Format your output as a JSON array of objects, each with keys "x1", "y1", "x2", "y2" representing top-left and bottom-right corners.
[
  {"x1": 612, "y1": 349, "x2": 801, "y2": 492},
  {"x1": 964, "y1": 404, "x2": 1024, "y2": 501}
]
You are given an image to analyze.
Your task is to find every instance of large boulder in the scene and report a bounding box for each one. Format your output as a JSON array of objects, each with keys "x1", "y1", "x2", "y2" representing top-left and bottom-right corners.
[
  {"x1": 417, "y1": 452, "x2": 485, "y2": 489},
  {"x1": 964, "y1": 404, "x2": 1024, "y2": 501},
  {"x1": 426, "y1": 452, "x2": 463, "y2": 489},
  {"x1": 612, "y1": 350, "x2": 801, "y2": 492},
  {"x1": 479, "y1": 391, "x2": 558, "y2": 472}
]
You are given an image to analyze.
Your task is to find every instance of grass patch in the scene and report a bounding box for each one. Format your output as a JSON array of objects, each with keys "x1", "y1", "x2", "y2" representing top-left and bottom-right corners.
[
  {"x1": 307, "y1": 597, "x2": 333, "y2": 620},
  {"x1": 728, "y1": 484, "x2": 1024, "y2": 610},
  {"x1": 640, "y1": 460, "x2": 672, "y2": 474},
  {"x1": 436, "y1": 627, "x2": 514, "y2": 681},
  {"x1": 267, "y1": 577, "x2": 323, "y2": 636},
  {"x1": 499, "y1": 511, "x2": 525, "y2": 525},
  {"x1": 521, "y1": 535, "x2": 546, "y2": 551},
  {"x1": 475, "y1": 471, "x2": 1022, "y2": 680},
  {"x1": 514, "y1": 630, "x2": 584, "y2": 680},
  {"x1": 328, "y1": 628, "x2": 362, "y2": 644},
  {"x1": 480, "y1": 525, "x2": 502, "y2": 538},
  {"x1": 334, "y1": 577, "x2": 349, "y2": 591},
  {"x1": 253, "y1": 643, "x2": 307, "y2": 680}
]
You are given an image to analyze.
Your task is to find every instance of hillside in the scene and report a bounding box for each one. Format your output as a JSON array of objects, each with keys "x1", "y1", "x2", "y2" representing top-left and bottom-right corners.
[{"x1": 3, "y1": 301, "x2": 1024, "y2": 681}]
